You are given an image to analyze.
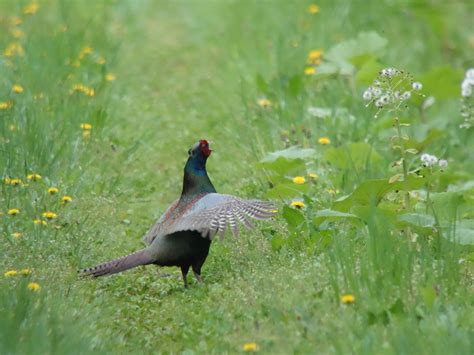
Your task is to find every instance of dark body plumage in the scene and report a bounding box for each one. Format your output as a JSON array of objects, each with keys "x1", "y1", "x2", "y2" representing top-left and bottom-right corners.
[{"x1": 81, "y1": 140, "x2": 276, "y2": 287}]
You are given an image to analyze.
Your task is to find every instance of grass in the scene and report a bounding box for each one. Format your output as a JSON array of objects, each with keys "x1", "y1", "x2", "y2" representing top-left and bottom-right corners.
[{"x1": 1, "y1": 0, "x2": 473, "y2": 353}]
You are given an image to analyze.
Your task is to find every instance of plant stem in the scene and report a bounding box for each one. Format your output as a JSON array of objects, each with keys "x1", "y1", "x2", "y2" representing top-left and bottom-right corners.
[{"x1": 394, "y1": 117, "x2": 410, "y2": 209}]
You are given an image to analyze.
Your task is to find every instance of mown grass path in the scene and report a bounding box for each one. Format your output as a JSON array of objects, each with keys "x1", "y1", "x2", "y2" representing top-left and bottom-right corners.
[{"x1": 1, "y1": 1, "x2": 473, "y2": 354}]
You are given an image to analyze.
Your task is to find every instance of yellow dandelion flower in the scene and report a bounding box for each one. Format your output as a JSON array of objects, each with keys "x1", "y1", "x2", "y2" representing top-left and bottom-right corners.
[
  {"x1": 86, "y1": 88, "x2": 95, "y2": 96},
  {"x1": 304, "y1": 67, "x2": 316, "y2": 75},
  {"x1": 12, "y1": 232, "x2": 23, "y2": 238},
  {"x1": 307, "y1": 49, "x2": 323, "y2": 64},
  {"x1": 48, "y1": 187, "x2": 59, "y2": 195},
  {"x1": 33, "y1": 219, "x2": 47, "y2": 226},
  {"x1": 290, "y1": 201, "x2": 305, "y2": 209},
  {"x1": 10, "y1": 178, "x2": 21, "y2": 186},
  {"x1": 8, "y1": 208, "x2": 20, "y2": 216},
  {"x1": 105, "y1": 73, "x2": 116, "y2": 81},
  {"x1": 341, "y1": 294, "x2": 355, "y2": 304},
  {"x1": 4, "y1": 270, "x2": 18, "y2": 277},
  {"x1": 20, "y1": 268, "x2": 31, "y2": 275},
  {"x1": 4, "y1": 43, "x2": 24, "y2": 57},
  {"x1": 81, "y1": 46, "x2": 93, "y2": 55},
  {"x1": 11, "y1": 17, "x2": 23, "y2": 26},
  {"x1": 242, "y1": 342, "x2": 258, "y2": 352},
  {"x1": 257, "y1": 98, "x2": 271, "y2": 108},
  {"x1": 27, "y1": 282, "x2": 40, "y2": 292},
  {"x1": 23, "y1": 1, "x2": 39, "y2": 15},
  {"x1": 61, "y1": 195, "x2": 73, "y2": 203},
  {"x1": 27, "y1": 173, "x2": 42, "y2": 181},
  {"x1": 0, "y1": 101, "x2": 13, "y2": 109},
  {"x1": 308, "y1": 4, "x2": 320, "y2": 14},
  {"x1": 2, "y1": 177, "x2": 11, "y2": 184},
  {"x1": 308, "y1": 172, "x2": 318, "y2": 179},
  {"x1": 72, "y1": 84, "x2": 95, "y2": 97},
  {"x1": 80, "y1": 123, "x2": 92, "y2": 130},
  {"x1": 318, "y1": 137, "x2": 330, "y2": 145},
  {"x1": 11, "y1": 28, "x2": 24, "y2": 39},
  {"x1": 42, "y1": 211, "x2": 57, "y2": 220},
  {"x1": 97, "y1": 56, "x2": 106, "y2": 65},
  {"x1": 10, "y1": 178, "x2": 22, "y2": 186},
  {"x1": 292, "y1": 176, "x2": 306, "y2": 184},
  {"x1": 12, "y1": 84, "x2": 24, "y2": 94}
]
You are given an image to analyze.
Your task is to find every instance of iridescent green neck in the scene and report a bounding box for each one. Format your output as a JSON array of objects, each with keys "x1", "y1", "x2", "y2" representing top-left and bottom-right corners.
[{"x1": 181, "y1": 158, "x2": 216, "y2": 197}]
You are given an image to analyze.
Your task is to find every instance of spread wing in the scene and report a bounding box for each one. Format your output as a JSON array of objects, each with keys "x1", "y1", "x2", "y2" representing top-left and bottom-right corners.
[
  {"x1": 163, "y1": 193, "x2": 277, "y2": 240},
  {"x1": 142, "y1": 199, "x2": 179, "y2": 245}
]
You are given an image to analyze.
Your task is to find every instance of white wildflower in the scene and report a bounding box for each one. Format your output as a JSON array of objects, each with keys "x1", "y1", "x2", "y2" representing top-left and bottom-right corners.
[
  {"x1": 438, "y1": 159, "x2": 448, "y2": 169},
  {"x1": 462, "y1": 86, "x2": 472, "y2": 98},
  {"x1": 461, "y1": 68, "x2": 474, "y2": 98},
  {"x1": 401, "y1": 91, "x2": 411, "y2": 100},
  {"x1": 372, "y1": 87, "x2": 382, "y2": 97},
  {"x1": 466, "y1": 68, "x2": 474, "y2": 80},
  {"x1": 363, "y1": 90, "x2": 372, "y2": 101},
  {"x1": 380, "y1": 94, "x2": 391, "y2": 104},
  {"x1": 412, "y1": 82, "x2": 422, "y2": 90},
  {"x1": 421, "y1": 153, "x2": 438, "y2": 167},
  {"x1": 375, "y1": 99, "x2": 383, "y2": 108}
]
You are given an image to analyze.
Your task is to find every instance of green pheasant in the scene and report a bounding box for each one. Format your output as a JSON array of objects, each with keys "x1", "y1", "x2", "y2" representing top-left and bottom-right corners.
[{"x1": 81, "y1": 140, "x2": 276, "y2": 287}]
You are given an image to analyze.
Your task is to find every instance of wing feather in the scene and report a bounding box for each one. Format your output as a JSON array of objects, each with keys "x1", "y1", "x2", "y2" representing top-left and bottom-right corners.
[{"x1": 162, "y1": 193, "x2": 277, "y2": 239}]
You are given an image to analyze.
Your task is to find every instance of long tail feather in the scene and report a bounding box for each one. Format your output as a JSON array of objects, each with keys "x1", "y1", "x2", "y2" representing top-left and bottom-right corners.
[{"x1": 80, "y1": 249, "x2": 153, "y2": 277}]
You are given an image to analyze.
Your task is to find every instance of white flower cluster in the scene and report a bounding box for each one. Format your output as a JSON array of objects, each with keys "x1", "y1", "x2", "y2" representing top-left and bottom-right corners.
[
  {"x1": 420, "y1": 153, "x2": 448, "y2": 169},
  {"x1": 461, "y1": 68, "x2": 474, "y2": 97},
  {"x1": 362, "y1": 68, "x2": 422, "y2": 114},
  {"x1": 460, "y1": 68, "x2": 474, "y2": 129}
]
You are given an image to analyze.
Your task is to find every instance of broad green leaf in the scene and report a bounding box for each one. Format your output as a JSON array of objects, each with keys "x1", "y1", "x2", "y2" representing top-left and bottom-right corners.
[
  {"x1": 258, "y1": 157, "x2": 306, "y2": 177},
  {"x1": 282, "y1": 205, "x2": 305, "y2": 232},
  {"x1": 354, "y1": 56, "x2": 383, "y2": 86},
  {"x1": 324, "y1": 142, "x2": 382, "y2": 171},
  {"x1": 430, "y1": 192, "x2": 464, "y2": 221},
  {"x1": 352, "y1": 205, "x2": 397, "y2": 224},
  {"x1": 398, "y1": 213, "x2": 436, "y2": 228},
  {"x1": 321, "y1": 31, "x2": 387, "y2": 75},
  {"x1": 265, "y1": 183, "x2": 309, "y2": 199},
  {"x1": 419, "y1": 66, "x2": 464, "y2": 100},
  {"x1": 405, "y1": 129, "x2": 445, "y2": 151},
  {"x1": 271, "y1": 234, "x2": 285, "y2": 251},
  {"x1": 397, "y1": 213, "x2": 437, "y2": 235},
  {"x1": 260, "y1": 146, "x2": 316, "y2": 163},
  {"x1": 441, "y1": 220, "x2": 474, "y2": 245},
  {"x1": 313, "y1": 209, "x2": 362, "y2": 227},
  {"x1": 333, "y1": 176, "x2": 425, "y2": 212}
]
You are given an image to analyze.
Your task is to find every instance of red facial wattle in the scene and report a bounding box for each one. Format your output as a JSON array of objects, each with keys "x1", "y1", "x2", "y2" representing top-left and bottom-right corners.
[{"x1": 199, "y1": 139, "x2": 212, "y2": 157}]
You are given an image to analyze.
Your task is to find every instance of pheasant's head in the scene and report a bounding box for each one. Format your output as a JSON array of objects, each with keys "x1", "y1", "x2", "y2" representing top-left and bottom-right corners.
[{"x1": 186, "y1": 139, "x2": 212, "y2": 172}]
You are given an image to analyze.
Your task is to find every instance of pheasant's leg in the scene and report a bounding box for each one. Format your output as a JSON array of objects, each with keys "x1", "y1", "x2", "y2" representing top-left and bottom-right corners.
[
  {"x1": 180, "y1": 265, "x2": 190, "y2": 288},
  {"x1": 192, "y1": 263, "x2": 204, "y2": 284}
]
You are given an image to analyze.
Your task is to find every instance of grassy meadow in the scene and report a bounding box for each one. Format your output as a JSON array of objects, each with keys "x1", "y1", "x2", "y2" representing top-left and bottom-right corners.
[{"x1": 1, "y1": 0, "x2": 474, "y2": 353}]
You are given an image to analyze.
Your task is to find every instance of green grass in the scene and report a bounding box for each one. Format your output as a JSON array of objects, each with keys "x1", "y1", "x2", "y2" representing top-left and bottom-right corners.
[{"x1": 1, "y1": 0, "x2": 473, "y2": 354}]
